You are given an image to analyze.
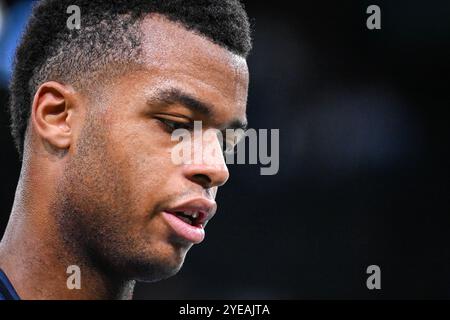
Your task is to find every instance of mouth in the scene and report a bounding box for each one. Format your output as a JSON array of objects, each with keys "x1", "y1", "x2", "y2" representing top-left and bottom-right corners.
[{"x1": 161, "y1": 198, "x2": 217, "y2": 244}]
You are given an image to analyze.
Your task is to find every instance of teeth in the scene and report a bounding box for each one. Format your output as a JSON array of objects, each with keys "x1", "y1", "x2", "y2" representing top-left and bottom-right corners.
[{"x1": 178, "y1": 211, "x2": 199, "y2": 219}]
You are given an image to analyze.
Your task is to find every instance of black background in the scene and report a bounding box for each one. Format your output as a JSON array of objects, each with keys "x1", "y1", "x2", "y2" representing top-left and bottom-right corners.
[{"x1": 0, "y1": 0, "x2": 449, "y2": 299}]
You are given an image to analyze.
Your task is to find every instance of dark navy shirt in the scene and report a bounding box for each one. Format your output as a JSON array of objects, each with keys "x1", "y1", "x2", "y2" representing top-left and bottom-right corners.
[{"x1": 0, "y1": 269, "x2": 20, "y2": 300}]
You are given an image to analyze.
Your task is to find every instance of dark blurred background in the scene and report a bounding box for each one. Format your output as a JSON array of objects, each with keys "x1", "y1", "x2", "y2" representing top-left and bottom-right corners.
[{"x1": 0, "y1": 0, "x2": 449, "y2": 299}]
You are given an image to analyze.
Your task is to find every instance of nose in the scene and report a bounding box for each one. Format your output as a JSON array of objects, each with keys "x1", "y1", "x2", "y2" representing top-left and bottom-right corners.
[
  {"x1": 183, "y1": 162, "x2": 229, "y2": 189},
  {"x1": 183, "y1": 131, "x2": 230, "y2": 189}
]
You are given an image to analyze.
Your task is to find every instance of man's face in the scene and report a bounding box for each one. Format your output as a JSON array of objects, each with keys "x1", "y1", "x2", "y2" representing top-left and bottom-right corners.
[{"x1": 56, "y1": 16, "x2": 249, "y2": 282}]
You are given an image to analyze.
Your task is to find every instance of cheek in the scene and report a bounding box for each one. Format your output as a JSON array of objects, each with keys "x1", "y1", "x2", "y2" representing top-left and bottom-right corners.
[{"x1": 107, "y1": 121, "x2": 178, "y2": 207}]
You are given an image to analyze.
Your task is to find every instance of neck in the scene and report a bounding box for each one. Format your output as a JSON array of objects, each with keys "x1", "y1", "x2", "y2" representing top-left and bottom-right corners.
[{"x1": 0, "y1": 163, "x2": 135, "y2": 300}]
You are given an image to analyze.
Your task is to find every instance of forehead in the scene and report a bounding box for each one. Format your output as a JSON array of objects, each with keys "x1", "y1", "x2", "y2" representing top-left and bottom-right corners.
[{"x1": 138, "y1": 15, "x2": 249, "y2": 119}]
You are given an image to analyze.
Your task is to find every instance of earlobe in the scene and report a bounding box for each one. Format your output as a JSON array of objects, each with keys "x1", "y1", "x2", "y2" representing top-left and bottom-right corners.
[{"x1": 31, "y1": 82, "x2": 75, "y2": 152}]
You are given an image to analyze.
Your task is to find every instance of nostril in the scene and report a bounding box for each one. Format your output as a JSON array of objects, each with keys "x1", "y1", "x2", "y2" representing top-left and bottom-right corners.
[{"x1": 192, "y1": 174, "x2": 212, "y2": 188}]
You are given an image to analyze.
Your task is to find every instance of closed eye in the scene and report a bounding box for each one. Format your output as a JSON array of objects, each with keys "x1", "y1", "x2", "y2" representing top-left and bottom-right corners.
[
  {"x1": 156, "y1": 117, "x2": 243, "y2": 154},
  {"x1": 220, "y1": 135, "x2": 235, "y2": 154},
  {"x1": 220, "y1": 129, "x2": 245, "y2": 154},
  {"x1": 156, "y1": 117, "x2": 194, "y2": 133}
]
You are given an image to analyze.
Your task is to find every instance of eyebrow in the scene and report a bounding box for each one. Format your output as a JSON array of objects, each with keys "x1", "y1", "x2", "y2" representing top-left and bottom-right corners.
[{"x1": 150, "y1": 88, "x2": 248, "y2": 131}]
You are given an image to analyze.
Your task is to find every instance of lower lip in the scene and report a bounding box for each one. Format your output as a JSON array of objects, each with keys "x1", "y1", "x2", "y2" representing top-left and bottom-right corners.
[{"x1": 161, "y1": 211, "x2": 205, "y2": 244}]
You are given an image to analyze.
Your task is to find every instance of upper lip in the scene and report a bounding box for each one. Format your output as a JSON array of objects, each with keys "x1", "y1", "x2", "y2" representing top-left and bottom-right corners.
[{"x1": 165, "y1": 198, "x2": 217, "y2": 227}]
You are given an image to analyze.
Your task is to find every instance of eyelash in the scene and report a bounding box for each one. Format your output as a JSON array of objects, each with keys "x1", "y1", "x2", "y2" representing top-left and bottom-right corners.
[
  {"x1": 157, "y1": 118, "x2": 194, "y2": 132},
  {"x1": 221, "y1": 137, "x2": 238, "y2": 154},
  {"x1": 157, "y1": 117, "x2": 238, "y2": 153}
]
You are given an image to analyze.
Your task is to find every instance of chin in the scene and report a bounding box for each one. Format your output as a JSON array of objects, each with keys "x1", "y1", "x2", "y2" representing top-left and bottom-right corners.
[
  {"x1": 131, "y1": 257, "x2": 185, "y2": 283},
  {"x1": 123, "y1": 245, "x2": 189, "y2": 282}
]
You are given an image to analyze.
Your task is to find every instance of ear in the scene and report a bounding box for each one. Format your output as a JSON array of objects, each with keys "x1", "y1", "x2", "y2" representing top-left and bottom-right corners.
[{"x1": 31, "y1": 81, "x2": 77, "y2": 152}]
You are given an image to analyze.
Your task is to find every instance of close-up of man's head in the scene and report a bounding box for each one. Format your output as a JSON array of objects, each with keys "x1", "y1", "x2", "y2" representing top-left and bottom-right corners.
[
  {"x1": 3, "y1": 0, "x2": 251, "y2": 294},
  {"x1": 2, "y1": 0, "x2": 450, "y2": 305}
]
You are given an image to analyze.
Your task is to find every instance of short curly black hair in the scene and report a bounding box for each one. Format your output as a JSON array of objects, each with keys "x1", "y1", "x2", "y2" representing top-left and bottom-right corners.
[{"x1": 9, "y1": 0, "x2": 252, "y2": 156}]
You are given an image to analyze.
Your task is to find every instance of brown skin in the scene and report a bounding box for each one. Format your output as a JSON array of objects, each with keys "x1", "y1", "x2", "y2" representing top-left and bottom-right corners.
[{"x1": 0, "y1": 15, "x2": 249, "y2": 299}]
